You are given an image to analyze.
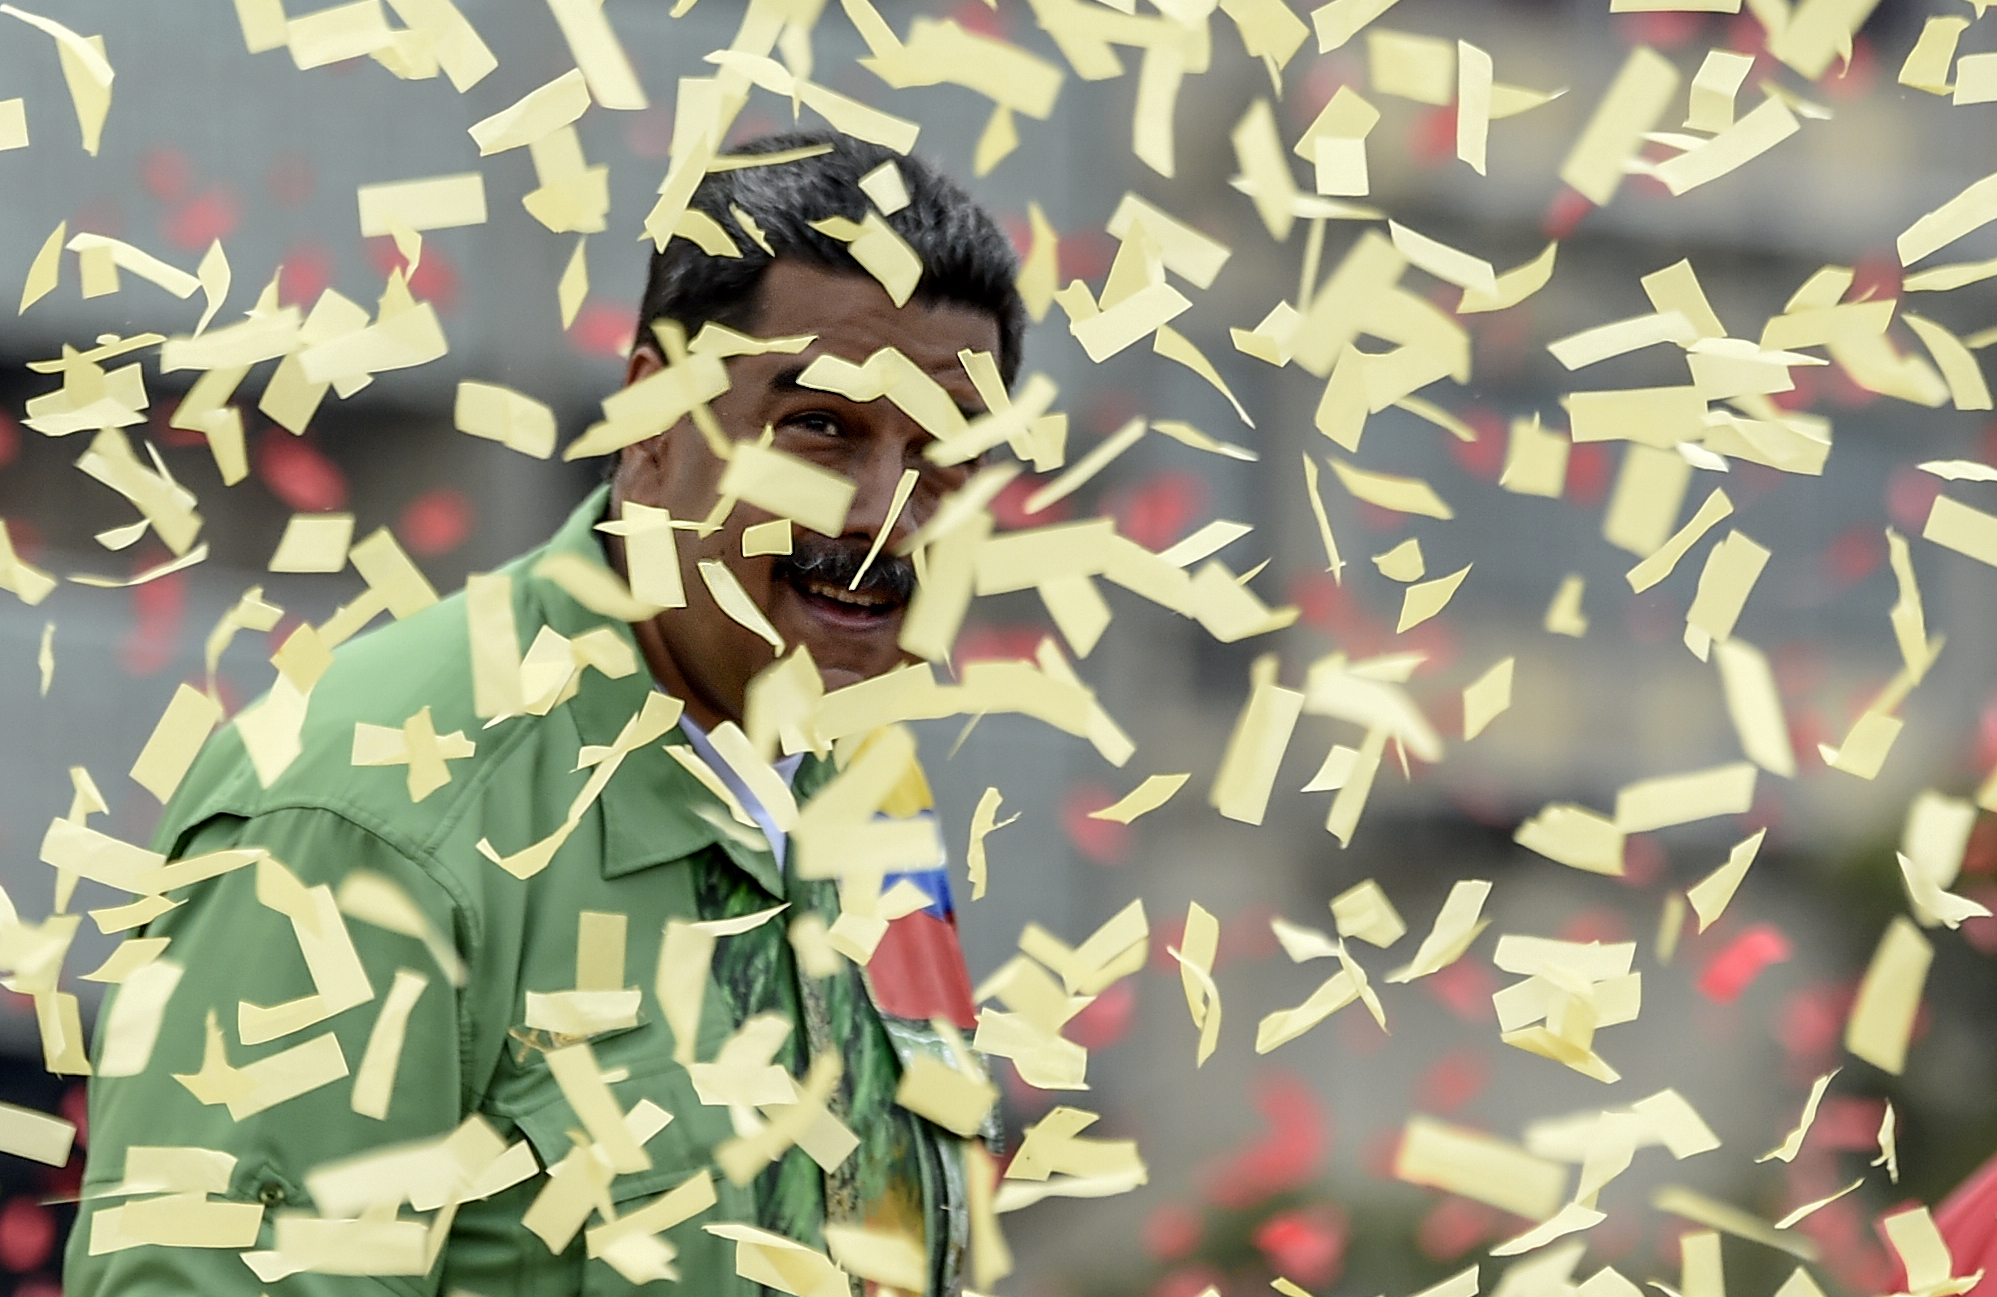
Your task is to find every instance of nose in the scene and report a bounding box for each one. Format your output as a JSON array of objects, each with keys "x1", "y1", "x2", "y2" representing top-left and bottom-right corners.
[{"x1": 840, "y1": 423, "x2": 925, "y2": 548}]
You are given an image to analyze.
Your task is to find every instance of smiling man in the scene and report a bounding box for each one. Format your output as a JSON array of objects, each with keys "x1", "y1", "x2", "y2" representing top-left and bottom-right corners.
[{"x1": 69, "y1": 131, "x2": 1026, "y2": 1297}]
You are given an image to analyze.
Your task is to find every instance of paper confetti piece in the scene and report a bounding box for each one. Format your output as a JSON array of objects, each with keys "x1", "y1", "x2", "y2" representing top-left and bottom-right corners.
[
  {"x1": 1924, "y1": 494, "x2": 1997, "y2": 567},
  {"x1": 1758, "y1": 1068, "x2": 1836, "y2": 1163},
  {"x1": 1652, "y1": 1186, "x2": 1818, "y2": 1260},
  {"x1": 1516, "y1": 803, "x2": 1623, "y2": 875},
  {"x1": 1685, "y1": 830, "x2": 1764, "y2": 934},
  {"x1": 1388, "y1": 879, "x2": 1491, "y2": 982},
  {"x1": 1396, "y1": 1115, "x2": 1565, "y2": 1220},
  {"x1": 1327, "y1": 457, "x2": 1453, "y2": 518},
  {"x1": 356, "y1": 173, "x2": 487, "y2": 237},
  {"x1": 1844, "y1": 916, "x2": 1931, "y2": 1075},
  {"x1": 1463, "y1": 656, "x2": 1513, "y2": 741},
  {"x1": 129, "y1": 683, "x2": 223, "y2": 804},
  {"x1": 1560, "y1": 46, "x2": 1679, "y2": 206},
  {"x1": 1398, "y1": 564, "x2": 1471, "y2": 633}
]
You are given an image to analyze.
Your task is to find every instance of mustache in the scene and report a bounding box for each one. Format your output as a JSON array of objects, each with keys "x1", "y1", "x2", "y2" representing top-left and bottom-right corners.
[{"x1": 771, "y1": 533, "x2": 917, "y2": 603}]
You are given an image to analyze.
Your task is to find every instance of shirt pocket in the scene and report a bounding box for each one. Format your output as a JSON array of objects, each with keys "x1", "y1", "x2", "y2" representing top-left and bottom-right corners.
[{"x1": 505, "y1": 1053, "x2": 755, "y2": 1296}]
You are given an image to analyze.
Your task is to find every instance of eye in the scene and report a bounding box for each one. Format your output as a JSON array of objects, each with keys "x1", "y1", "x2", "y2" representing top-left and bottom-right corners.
[{"x1": 785, "y1": 410, "x2": 844, "y2": 438}]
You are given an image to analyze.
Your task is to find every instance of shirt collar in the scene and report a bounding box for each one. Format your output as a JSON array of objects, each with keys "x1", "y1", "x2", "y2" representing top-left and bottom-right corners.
[{"x1": 529, "y1": 486, "x2": 832, "y2": 895}]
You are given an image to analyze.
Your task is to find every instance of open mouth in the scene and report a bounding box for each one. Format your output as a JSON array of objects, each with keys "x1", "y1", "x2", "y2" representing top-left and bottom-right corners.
[
  {"x1": 774, "y1": 538, "x2": 915, "y2": 631},
  {"x1": 784, "y1": 571, "x2": 906, "y2": 627}
]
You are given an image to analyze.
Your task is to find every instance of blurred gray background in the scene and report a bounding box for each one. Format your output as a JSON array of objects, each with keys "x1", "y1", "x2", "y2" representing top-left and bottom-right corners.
[{"x1": 2, "y1": 2, "x2": 1996, "y2": 1295}]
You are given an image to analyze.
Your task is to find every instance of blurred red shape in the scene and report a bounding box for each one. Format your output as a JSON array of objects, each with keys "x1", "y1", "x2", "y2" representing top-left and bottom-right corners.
[
  {"x1": 952, "y1": 624, "x2": 1045, "y2": 668},
  {"x1": 61, "y1": 1081, "x2": 86, "y2": 1149},
  {"x1": 1106, "y1": 470, "x2": 1206, "y2": 554},
  {"x1": 1963, "y1": 885, "x2": 1997, "y2": 955},
  {"x1": 399, "y1": 486, "x2": 472, "y2": 557},
  {"x1": 1422, "y1": 957, "x2": 1494, "y2": 1024},
  {"x1": 366, "y1": 237, "x2": 459, "y2": 312},
  {"x1": 1415, "y1": 1046, "x2": 1491, "y2": 1114},
  {"x1": 121, "y1": 562, "x2": 187, "y2": 677},
  {"x1": 1810, "y1": 1095, "x2": 1886, "y2": 1150},
  {"x1": 268, "y1": 154, "x2": 315, "y2": 208},
  {"x1": 1559, "y1": 906, "x2": 1631, "y2": 945},
  {"x1": 1565, "y1": 441, "x2": 1611, "y2": 505},
  {"x1": 569, "y1": 302, "x2": 635, "y2": 359},
  {"x1": 1150, "y1": 1264, "x2": 1226, "y2": 1297},
  {"x1": 1697, "y1": 923, "x2": 1792, "y2": 1003},
  {"x1": 278, "y1": 242, "x2": 334, "y2": 311},
  {"x1": 0, "y1": 407, "x2": 18, "y2": 468},
  {"x1": 1062, "y1": 783, "x2": 1130, "y2": 865},
  {"x1": 990, "y1": 471, "x2": 1067, "y2": 529},
  {"x1": 1542, "y1": 187, "x2": 1594, "y2": 242},
  {"x1": 1143, "y1": 1202, "x2": 1202, "y2": 1262},
  {"x1": 1445, "y1": 410, "x2": 1506, "y2": 481},
  {"x1": 0, "y1": 1197, "x2": 54, "y2": 1272},
  {"x1": 1412, "y1": 105, "x2": 1455, "y2": 164},
  {"x1": 1931, "y1": 1151, "x2": 1997, "y2": 1297},
  {"x1": 256, "y1": 429, "x2": 348, "y2": 512},
  {"x1": 1201, "y1": 1073, "x2": 1330, "y2": 1208},
  {"x1": 165, "y1": 187, "x2": 240, "y2": 251},
  {"x1": 1066, "y1": 978, "x2": 1136, "y2": 1051},
  {"x1": 1255, "y1": 1204, "x2": 1348, "y2": 1288},
  {"x1": 1615, "y1": 12, "x2": 1706, "y2": 47},
  {"x1": 1821, "y1": 526, "x2": 1884, "y2": 589},
  {"x1": 142, "y1": 147, "x2": 191, "y2": 202},
  {"x1": 1418, "y1": 1195, "x2": 1502, "y2": 1260},
  {"x1": 1887, "y1": 464, "x2": 1943, "y2": 532}
]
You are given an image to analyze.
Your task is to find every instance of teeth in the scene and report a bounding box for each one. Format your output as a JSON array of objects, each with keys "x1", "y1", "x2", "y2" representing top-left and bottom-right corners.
[{"x1": 804, "y1": 578, "x2": 891, "y2": 610}]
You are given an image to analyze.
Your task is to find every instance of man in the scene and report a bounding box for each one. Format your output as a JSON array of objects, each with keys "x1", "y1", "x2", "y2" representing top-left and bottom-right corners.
[{"x1": 68, "y1": 129, "x2": 1027, "y2": 1295}]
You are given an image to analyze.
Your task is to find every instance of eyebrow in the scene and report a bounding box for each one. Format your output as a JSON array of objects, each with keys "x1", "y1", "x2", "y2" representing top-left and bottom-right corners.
[{"x1": 769, "y1": 363, "x2": 983, "y2": 422}]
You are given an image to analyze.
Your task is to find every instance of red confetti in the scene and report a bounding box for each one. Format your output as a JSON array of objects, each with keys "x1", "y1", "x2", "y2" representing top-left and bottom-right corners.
[
  {"x1": 1200, "y1": 1073, "x2": 1330, "y2": 1208},
  {"x1": 256, "y1": 428, "x2": 348, "y2": 513},
  {"x1": 1697, "y1": 923, "x2": 1792, "y2": 1003},
  {"x1": 1254, "y1": 1204, "x2": 1348, "y2": 1288},
  {"x1": 0, "y1": 407, "x2": 19, "y2": 469},
  {"x1": 398, "y1": 486, "x2": 472, "y2": 557}
]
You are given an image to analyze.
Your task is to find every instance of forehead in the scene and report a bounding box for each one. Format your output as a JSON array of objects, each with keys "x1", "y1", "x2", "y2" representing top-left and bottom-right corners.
[{"x1": 746, "y1": 260, "x2": 1001, "y2": 385}]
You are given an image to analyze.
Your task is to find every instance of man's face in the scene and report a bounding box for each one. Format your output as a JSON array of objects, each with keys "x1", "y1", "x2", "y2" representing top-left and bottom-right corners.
[{"x1": 613, "y1": 259, "x2": 1001, "y2": 728}]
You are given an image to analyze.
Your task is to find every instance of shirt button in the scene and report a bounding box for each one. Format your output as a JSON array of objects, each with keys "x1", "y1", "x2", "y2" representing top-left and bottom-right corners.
[{"x1": 257, "y1": 1182, "x2": 286, "y2": 1207}]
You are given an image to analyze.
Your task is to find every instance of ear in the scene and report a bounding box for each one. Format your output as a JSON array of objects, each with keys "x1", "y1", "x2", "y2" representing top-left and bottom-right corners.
[{"x1": 624, "y1": 342, "x2": 665, "y2": 388}]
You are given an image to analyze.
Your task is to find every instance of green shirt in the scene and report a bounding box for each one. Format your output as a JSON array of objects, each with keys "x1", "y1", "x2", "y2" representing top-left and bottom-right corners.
[{"x1": 66, "y1": 487, "x2": 974, "y2": 1296}]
